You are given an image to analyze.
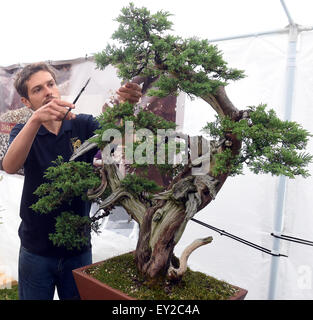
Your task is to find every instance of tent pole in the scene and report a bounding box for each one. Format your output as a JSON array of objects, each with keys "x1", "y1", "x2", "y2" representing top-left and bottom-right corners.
[
  {"x1": 280, "y1": 0, "x2": 295, "y2": 26},
  {"x1": 207, "y1": 26, "x2": 312, "y2": 43},
  {"x1": 208, "y1": 28, "x2": 288, "y2": 42},
  {"x1": 267, "y1": 23, "x2": 298, "y2": 300}
]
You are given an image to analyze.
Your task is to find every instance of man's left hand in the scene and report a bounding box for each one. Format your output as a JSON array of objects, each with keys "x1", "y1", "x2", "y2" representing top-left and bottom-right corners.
[{"x1": 117, "y1": 83, "x2": 142, "y2": 104}]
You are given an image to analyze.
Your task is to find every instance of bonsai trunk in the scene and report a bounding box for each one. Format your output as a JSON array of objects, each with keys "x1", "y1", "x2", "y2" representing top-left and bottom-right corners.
[
  {"x1": 135, "y1": 200, "x2": 186, "y2": 278},
  {"x1": 90, "y1": 84, "x2": 243, "y2": 280}
]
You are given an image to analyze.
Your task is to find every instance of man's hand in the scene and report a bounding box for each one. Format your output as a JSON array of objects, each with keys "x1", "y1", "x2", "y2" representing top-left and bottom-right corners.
[
  {"x1": 116, "y1": 83, "x2": 142, "y2": 104},
  {"x1": 2, "y1": 99, "x2": 76, "y2": 174},
  {"x1": 33, "y1": 99, "x2": 76, "y2": 124}
]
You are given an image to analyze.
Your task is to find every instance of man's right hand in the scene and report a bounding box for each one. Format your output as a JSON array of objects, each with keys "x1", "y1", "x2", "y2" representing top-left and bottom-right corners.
[
  {"x1": 33, "y1": 99, "x2": 76, "y2": 124},
  {"x1": 2, "y1": 99, "x2": 76, "y2": 174}
]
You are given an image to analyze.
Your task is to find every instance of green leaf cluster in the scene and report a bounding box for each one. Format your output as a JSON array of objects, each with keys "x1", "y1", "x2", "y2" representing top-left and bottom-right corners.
[
  {"x1": 94, "y1": 2, "x2": 244, "y2": 99},
  {"x1": 136, "y1": 109, "x2": 177, "y2": 134},
  {"x1": 31, "y1": 156, "x2": 101, "y2": 214},
  {"x1": 120, "y1": 174, "x2": 162, "y2": 197},
  {"x1": 91, "y1": 101, "x2": 181, "y2": 180},
  {"x1": 91, "y1": 101, "x2": 176, "y2": 146},
  {"x1": 205, "y1": 105, "x2": 313, "y2": 178},
  {"x1": 90, "y1": 102, "x2": 135, "y2": 148},
  {"x1": 49, "y1": 211, "x2": 91, "y2": 250}
]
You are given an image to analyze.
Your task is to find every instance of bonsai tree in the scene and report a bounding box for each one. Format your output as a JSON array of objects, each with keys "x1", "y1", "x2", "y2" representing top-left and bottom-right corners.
[{"x1": 31, "y1": 3, "x2": 312, "y2": 283}]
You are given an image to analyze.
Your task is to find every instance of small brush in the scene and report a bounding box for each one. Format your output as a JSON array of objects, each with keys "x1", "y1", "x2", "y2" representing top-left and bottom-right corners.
[{"x1": 62, "y1": 77, "x2": 91, "y2": 121}]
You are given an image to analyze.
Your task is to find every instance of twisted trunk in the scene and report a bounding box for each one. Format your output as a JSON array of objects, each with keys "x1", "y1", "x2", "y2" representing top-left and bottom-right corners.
[
  {"x1": 131, "y1": 86, "x2": 242, "y2": 279},
  {"x1": 135, "y1": 200, "x2": 185, "y2": 278},
  {"x1": 88, "y1": 84, "x2": 243, "y2": 280}
]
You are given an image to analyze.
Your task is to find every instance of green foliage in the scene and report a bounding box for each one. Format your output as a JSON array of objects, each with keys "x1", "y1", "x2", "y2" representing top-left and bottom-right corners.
[
  {"x1": 211, "y1": 148, "x2": 243, "y2": 177},
  {"x1": 49, "y1": 211, "x2": 91, "y2": 250},
  {"x1": 90, "y1": 101, "x2": 135, "y2": 149},
  {"x1": 95, "y1": 2, "x2": 244, "y2": 99},
  {"x1": 31, "y1": 156, "x2": 101, "y2": 214},
  {"x1": 90, "y1": 101, "x2": 181, "y2": 179},
  {"x1": 205, "y1": 105, "x2": 313, "y2": 178},
  {"x1": 121, "y1": 174, "x2": 162, "y2": 197},
  {"x1": 91, "y1": 101, "x2": 176, "y2": 145},
  {"x1": 135, "y1": 109, "x2": 177, "y2": 134}
]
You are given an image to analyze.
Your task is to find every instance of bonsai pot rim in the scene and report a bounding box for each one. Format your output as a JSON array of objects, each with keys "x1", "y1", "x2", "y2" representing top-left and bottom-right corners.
[
  {"x1": 73, "y1": 259, "x2": 136, "y2": 300},
  {"x1": 73, "y1": 257, "x2": 248, "y2": 300}
]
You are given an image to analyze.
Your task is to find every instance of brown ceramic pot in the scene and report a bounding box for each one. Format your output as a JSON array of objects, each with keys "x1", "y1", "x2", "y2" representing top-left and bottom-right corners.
[{"x1": 72, "y1": 259, "x2": 248, "y2": 300}]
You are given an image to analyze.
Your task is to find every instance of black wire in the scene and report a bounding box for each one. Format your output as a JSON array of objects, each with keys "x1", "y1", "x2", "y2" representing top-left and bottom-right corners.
[
  {"x1": 191, "y1": 218, "x2": 288, "y2": 257},
  {"x1": 271, "y1": 233, "x2": 313, "y2": 247}
]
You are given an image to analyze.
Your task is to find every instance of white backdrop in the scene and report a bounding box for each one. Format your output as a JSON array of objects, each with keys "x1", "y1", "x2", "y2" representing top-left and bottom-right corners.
[
  {"x1": 1, "y1": 29, "x2": 313, "y2": 300},
  {"x1": 178, "y1": 29, "x2": 313, "y2": 300}
]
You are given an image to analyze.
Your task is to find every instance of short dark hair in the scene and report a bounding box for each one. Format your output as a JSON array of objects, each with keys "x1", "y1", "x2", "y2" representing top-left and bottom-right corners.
[{"x1": 14, "y1": 62, "x2": 57, "y2": 99}]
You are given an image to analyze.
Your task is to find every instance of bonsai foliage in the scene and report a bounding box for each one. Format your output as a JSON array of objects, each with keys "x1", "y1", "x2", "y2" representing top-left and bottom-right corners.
[
  {"x1": 32, "y1": 3, "x2": 312, "y2": 282},
  {"x1": 205, "y1": 105, "x2": 312, "y2": 178},
  {"x1": 31, "y1": 156, "x2": 101, "y2": 214}
]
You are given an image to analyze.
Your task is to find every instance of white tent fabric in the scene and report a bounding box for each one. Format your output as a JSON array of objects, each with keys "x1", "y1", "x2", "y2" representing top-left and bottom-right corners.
[
  {"x1": 1, "y1": 29, "x2": 313, "y2": 299},
  {"x1": 179, "y1": 29, "x2": 313, "y2": 300}
]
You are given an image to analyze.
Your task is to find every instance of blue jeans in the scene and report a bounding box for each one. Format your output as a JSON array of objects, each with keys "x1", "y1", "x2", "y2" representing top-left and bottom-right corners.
[{"x1": 18, "y1": 246, "x2": 92, "y2": 300}]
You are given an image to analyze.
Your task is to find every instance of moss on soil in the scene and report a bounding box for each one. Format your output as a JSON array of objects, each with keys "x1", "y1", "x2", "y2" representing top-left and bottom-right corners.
[{"x1": 85, "y1": 252, "x2": 237, "y2": 300}]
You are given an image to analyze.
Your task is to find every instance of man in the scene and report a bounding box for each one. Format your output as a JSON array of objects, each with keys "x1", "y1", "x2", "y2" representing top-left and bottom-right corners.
[{"x1": 2, "y1": 62, "x2": 141, "y2": 300}]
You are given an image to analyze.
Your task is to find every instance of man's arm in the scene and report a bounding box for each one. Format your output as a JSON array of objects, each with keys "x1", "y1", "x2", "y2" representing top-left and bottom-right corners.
[
  {"x1": 3, "y1": 83, "x2": 141, "y2": 174},
  {"x1": 2, "y1": 99, "x2": 75, "y2": 174},
  {"x1": 2, "y1": 117, "x2": 41, "y2": 174}
]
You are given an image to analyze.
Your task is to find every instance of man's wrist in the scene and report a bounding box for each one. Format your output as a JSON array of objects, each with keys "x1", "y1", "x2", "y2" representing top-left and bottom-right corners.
[{"x1": 29, "y1": 112, "x2": 42, "y2": 128}]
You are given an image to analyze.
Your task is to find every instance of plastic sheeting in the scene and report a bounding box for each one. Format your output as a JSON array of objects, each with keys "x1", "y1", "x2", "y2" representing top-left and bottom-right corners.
[
  {"x1": 179, "y1": 30, "x2": 313, "y2": 300},
  {"x1": 1, "y1": 30, "x2": 313, "y2": 299}
]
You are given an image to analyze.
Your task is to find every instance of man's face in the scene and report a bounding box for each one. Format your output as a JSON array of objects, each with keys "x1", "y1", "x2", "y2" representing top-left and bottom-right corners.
[{"x1": 22, "y1": 70, "x2": 60, "y2": 111}]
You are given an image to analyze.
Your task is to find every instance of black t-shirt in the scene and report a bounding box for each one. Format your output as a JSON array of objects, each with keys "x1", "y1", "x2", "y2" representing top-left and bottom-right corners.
[{"x1": 9, "y1": 114, "x2": 99, "y2": 257}]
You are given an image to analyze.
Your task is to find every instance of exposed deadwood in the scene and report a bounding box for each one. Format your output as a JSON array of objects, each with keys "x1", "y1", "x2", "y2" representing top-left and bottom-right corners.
[
  {"x1": 117, "y1": 197, "x2": 146, "y2": 225},
  {"x1": 201, "y1": 86, "x2": 239, "y2": 118},
  {"x1": 168, "y1": 236, "x2": 213, "y2": 280},
  {"x1": 201, "y1": 93, "x2": 225, "y2": 117},
  {"x1": 185, "y1": 192, "x2": 201, "y2": 220},
  {"x1": 98, "y1": 188, "x2": 131, "y2": 210},
  {"x1": 214, "y1": 86, "x2": 240, "y2": 119},
  {"x1": 135, "y1": 201, "x2": 166, "y2": 275},
  {"x1": 69, "y1": 135, "x2": 98, "y2": 161},
  {"x1": 102, "y1": 162, "x2": 123, "y2": 191},
  {"x1": 137, "y1": 206, "x2": 186, "y2": 278},
  {"x1": 87, "y1": 168, "x2": 107, "y2": 200}
]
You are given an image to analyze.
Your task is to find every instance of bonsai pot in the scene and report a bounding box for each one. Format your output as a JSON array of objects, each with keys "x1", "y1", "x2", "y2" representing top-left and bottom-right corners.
[{"x1": 72, "y1": 258, "x2": 248, "y2": 300}]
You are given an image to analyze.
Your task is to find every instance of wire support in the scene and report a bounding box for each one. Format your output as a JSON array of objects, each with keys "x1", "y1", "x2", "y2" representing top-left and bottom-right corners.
[
  {"x1": 190, "y1": 218, "x2": 288, "y2": 257},
  {"x1": 271, "y1": 233, "x2": 313, "y2": 247}
]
